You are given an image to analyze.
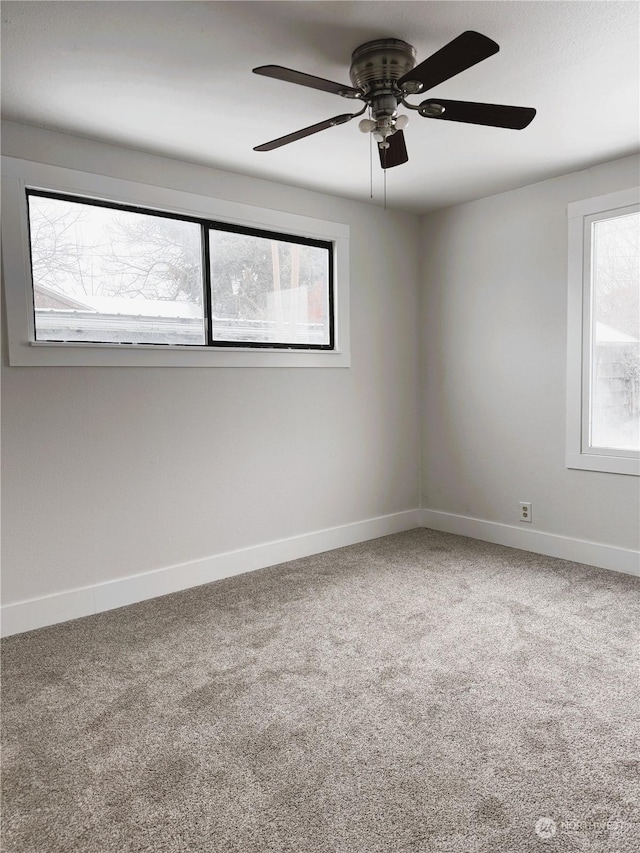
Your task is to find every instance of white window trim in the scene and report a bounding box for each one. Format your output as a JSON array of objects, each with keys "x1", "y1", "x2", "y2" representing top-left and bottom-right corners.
[
  {"x1": 566, "y1": 186, "x2": 640, "y2": 476},
  {"x1": 1, "y1": 156, "x2": 350, "y2": 368}
]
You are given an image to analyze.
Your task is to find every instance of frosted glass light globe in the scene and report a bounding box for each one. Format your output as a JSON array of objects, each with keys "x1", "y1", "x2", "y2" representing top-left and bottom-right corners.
[{"x1": 358, "y1": 118, "x2": 377, "y2": 133}]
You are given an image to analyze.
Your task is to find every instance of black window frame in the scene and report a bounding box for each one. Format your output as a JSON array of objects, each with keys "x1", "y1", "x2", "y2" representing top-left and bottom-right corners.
[{"x1": 26, "y1": 189, "x2": 335, "y2": 351}]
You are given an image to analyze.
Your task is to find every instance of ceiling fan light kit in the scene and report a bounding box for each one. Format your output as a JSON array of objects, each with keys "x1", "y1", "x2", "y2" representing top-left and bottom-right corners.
[{"x1": 253, "y1": 31, "x2": 536, "y2": 171}]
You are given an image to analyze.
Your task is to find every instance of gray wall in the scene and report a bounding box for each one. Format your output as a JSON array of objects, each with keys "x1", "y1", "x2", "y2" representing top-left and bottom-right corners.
[
  {"x1": 419, "y1": 154, "x2": 640, "y2": 550},
  {"x1": 2, "y1": 122, "x2": 638, "y2": 611},
  {"x1": 1, "y1": 122, "x2": 421, "y2": 604}
]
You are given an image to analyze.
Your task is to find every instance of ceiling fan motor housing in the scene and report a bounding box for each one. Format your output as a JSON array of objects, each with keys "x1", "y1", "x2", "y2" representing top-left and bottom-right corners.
[
  {"x1": 349, "y1": 38, "x2": 416, "y2": 134},
  {"x1": 349, "y1": 39, "x2": 417, "y2": 91}
]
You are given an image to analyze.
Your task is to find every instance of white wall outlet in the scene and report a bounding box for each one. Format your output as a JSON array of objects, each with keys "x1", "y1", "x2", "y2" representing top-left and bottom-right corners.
[{"x1": 519, "y1": 502, "x2": 532, "y2": 523}]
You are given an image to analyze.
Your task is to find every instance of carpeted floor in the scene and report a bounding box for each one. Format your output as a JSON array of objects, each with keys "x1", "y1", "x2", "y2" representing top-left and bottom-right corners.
[{"x1": 1, "y1": 528, "x2": 639, "y2": 852}]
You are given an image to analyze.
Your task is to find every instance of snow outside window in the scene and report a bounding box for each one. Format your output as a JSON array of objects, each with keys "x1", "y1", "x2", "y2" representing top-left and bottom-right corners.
[{"x1": 27, "y1": 191, "x2": 332, "y2": 351}]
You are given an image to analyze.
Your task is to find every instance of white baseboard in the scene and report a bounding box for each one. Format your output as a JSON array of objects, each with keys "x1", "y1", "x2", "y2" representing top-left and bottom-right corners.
[
  {"x1": 420, "y1": 509, "x2": 640, "y2": 578},
  {"x1": 3, "y1": 507, "x2": 637, "y2": 638},
  {"x1": 0, "y1": 509, "x2": 421, "y2": 638}
]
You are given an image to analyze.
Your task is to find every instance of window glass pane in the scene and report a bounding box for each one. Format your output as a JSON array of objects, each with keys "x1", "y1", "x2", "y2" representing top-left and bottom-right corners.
[
  {"x1": 28, "y1": 194, "x2": 205, "y2": 345},
  {"x1": 590, "y1": 211, "x2": 640, "y2": 451},
  {"x1": 208, "y1": 229, "x2": 331, "y2": 346}
]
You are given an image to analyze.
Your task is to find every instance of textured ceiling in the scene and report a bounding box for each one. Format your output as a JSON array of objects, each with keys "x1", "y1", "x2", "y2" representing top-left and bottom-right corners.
[{"x1": 1, "y1": 1, "x2": 639, "y2": 213}]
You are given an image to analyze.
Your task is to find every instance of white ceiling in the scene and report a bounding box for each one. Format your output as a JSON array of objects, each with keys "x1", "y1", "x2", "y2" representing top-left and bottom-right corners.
[{"x1": 1, "y1": 1, "x2": 639, "y2": 213}]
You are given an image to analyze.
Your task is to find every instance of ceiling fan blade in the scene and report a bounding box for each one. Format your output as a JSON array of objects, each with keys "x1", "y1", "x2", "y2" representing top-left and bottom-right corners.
[
  {"x1": 398, "y1": 31, "x2": 499, "y2": 93},
  {"x1": 419, "y1": 99, "x2": 536, "y2": 129},
  {"x1": 254, "y1": 113, "x2": 356, "y2": 152},
  {"x1": 378, "y1": 130, "x2": 408, "y2": 170},
  {"x1": 253, "y1": 65, "x2": 361, "y2": 98}
]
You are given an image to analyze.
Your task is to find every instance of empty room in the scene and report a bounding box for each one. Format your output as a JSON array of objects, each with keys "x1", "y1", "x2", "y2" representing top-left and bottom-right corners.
[{"x1": 1, "y1": 1, "x2": 639, "y2": 851}]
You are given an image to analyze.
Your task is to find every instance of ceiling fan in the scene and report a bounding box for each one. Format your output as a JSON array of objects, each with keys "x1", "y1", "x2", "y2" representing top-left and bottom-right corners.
[{"x1": 253, "y1": 31, "x2": 536, "y2": 169}]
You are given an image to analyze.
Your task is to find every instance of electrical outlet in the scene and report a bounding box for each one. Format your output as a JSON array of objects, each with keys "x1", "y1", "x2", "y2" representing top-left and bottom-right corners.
[{"x1": 519, "y1": 502, "x2": 532, "y2": 523}]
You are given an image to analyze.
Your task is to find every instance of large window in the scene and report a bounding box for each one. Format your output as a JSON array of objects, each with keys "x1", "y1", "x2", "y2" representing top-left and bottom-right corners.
[
  {"x1": 27, "y1": 191, "x2": 332, "y2": 350},
  {"x1": 2, "y1": 157, "x2": 350, "y2": 368},
  {"x1": 566, "y1": 187, "x2": 640, "y2": 476}
]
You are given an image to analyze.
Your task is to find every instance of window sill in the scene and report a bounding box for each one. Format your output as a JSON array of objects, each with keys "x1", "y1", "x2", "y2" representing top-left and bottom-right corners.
[
  {"x1": 566, "y1": 452, "x2": 639, "y2": 477},
  {"x1": 13, "y1": 340, "x2": 351, "y2": 368}
]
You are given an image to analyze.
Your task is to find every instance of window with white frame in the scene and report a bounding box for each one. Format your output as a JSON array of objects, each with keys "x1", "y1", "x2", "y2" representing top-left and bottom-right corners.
[
  {"x1": 1, "y1": 157, "x2": 350, "y2": 368},
  {"x1": 566, "y1": 187, "x2": 640, "y2": 476}
]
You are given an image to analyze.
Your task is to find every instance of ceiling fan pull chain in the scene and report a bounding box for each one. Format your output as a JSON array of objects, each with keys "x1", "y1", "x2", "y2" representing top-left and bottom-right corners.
[
  {"x1": 369, "y1": 109, "x2": 374, "y2": 199},
  {"x1": 384, "y1": 164, "x2": 387, "y2": 212}
]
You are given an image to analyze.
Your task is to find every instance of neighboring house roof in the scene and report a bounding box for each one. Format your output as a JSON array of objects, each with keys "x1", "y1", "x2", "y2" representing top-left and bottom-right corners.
[
  {"x1": 33, "y1": 282, "x2": 96, "y2": 311},
  {"x1": 77, "y1": 295, "x2": 202, "y2": 319},
  {"x1": 595, "y1": 322, "x2": 638, "y2": 344},
  {"x1": 33, "y1": 283, "x2": 201, "y2": 318}
]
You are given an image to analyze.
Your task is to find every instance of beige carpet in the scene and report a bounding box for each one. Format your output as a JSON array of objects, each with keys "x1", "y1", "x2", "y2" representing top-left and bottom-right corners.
[{"x1": 2, "y1": 528, "x2": 639, "y2": 852}]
